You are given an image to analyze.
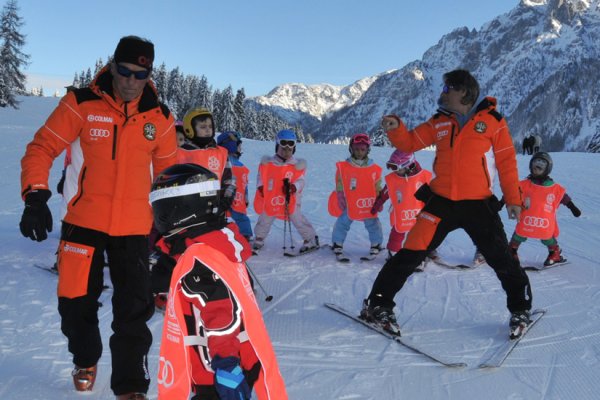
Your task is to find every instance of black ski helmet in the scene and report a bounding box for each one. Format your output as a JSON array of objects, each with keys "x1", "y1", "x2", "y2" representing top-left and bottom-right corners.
[
  {"x1": 529, "y1": 151, "x2": 553, "y2": 178},
  {"x1": 150, "y1": 163, "x2": 221, "y2": 234}
]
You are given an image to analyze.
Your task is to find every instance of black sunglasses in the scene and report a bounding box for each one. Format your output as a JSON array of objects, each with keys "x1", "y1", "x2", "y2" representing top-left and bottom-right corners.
[
  {"x1": 442, "y1": 84, "x2": 456, "y2": 94},
  {"x1": 116, "y1": 64, "x2": 151, "y2": 80}
]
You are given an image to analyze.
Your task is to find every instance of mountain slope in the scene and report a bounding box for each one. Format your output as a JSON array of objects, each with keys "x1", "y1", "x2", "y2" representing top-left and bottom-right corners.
[{"x1": 251, "y1": 0, "x2": 600, "y2": 151}]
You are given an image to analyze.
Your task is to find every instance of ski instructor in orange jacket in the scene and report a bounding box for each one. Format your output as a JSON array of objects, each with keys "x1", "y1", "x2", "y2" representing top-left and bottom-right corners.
[
  {"x1": 361, "y1": 69, "x2": 533, "y2": 340},
  {"x1": 19, "y1": 36, "x2": 177, "y2": 399}
]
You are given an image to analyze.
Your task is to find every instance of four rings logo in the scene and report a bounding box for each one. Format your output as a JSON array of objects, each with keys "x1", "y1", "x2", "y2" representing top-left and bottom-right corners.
[
  {"x1": 157, "y1": 357, "x2": 174, "y2": 388},
  {"x1": 401, "y1": 209, "x2": 420, "y2": 220},
  {"x1": 89, "y1": 128, "x2": 110, "y2": 138},
  {"x1": 523, "y1": 216, "x2": 550, "y2": 228},
  {"x1": 355, "y1": 198, "x2": 375, "y2": 208},
  {"x1": 271, "y1": 196, "x2": 285, "y2": 206}
]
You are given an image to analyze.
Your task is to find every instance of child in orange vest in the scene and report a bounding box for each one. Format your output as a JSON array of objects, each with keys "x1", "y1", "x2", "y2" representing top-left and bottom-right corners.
[
  {"x1": 330, "y1": 133, "x2": 383, "y2": 261},
  {"x1": 150, "y1": 163, "x2": 288, "y2": 400},
  {"x1": 253, "y1": 129, "x2": 318, "y2": 254},
  {"x1": 509, "y1": 152, "x2": 581, "y2": 266},
  {"x1": 217, "y1": 131, "x2": 253, "y2": 241},
  {"x1": 370, "y1": 150, "x2": 432, "y2": 262}
]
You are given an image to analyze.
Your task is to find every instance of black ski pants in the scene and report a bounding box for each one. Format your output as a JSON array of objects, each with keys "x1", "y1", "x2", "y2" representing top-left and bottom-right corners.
[
  {"x1": 57, "y1": 222, "x2": 154, "y2": 395},
  {"x1": 368, "y1": 194, "x2": 532, "y2": 313}
]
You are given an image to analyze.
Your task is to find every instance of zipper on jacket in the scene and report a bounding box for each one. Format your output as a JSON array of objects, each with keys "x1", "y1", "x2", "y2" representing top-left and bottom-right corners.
[
  {"x1": 71, "y1": 167, "x2": 87, "y2": 206},
  {"x1": 450, "y1": 124, "x2": 456, "y2": 147},
  {"x1": 112, "y1": 124, "x2": 118, "y2": 160}
]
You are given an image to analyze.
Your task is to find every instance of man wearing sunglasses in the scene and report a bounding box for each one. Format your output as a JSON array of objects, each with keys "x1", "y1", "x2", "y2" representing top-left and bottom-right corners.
[
  {"x1": 362, "y1": 69, "x2": 533, "y2": 341},
  {"x1": 20, "y1": 36, "x2": 177, "y2": 399}
]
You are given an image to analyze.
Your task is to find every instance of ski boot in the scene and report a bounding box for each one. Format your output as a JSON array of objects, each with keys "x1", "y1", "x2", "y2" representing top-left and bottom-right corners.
[
  {"x1": 72, "y1": 365, "x2": 97, "y2": 392},
  {"x1": 299, "y1": 235, "x2": 319, "y2": 254},
  {"x1": 544, "y1": 244, "x2": 566, "y2": 266},
  {"x1": 252, "y1": 237, "x2": 264, "y2": 253},
  {"x1": 332, "y1": 243, "x2": 349, "y2": 262},
  {"x1": 509, "y1": 310, "x2": 531, "y2": 340},
  {"x1": 360, "y1": 299, "x2": 401, "y2": 336}
]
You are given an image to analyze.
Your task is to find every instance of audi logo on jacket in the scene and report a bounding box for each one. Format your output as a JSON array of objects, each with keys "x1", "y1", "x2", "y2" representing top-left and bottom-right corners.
[{"x1": 21, "y1": 65, "x2": 178, "y2": 236}]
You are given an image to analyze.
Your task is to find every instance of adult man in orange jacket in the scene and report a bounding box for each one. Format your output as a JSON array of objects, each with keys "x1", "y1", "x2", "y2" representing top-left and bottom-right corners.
[
  {"x1": 19, "y1": 36, "x2": 177, "y2": 399},
  {"x1": 362, "y1": 69, "x2": 533, "y2": 340}
]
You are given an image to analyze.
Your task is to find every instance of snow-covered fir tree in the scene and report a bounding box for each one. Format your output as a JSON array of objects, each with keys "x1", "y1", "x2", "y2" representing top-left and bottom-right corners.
[{"x1": 0, "y1": 0, "x2": 29, "y2": 108}]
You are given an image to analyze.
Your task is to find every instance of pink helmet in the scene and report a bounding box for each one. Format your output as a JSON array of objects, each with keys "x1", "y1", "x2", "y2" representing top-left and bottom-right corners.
[{"x1": 387, "y1": 150, "x2": 415, "y2": 170}]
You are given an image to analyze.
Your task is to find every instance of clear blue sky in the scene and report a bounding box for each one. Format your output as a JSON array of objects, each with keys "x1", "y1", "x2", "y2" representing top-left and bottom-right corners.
[{"x1": 8, "y1": 0, "x2": 519, "y2": 97}]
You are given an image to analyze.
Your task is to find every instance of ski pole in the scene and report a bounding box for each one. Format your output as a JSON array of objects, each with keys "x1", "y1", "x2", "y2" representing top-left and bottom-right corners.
[{"x1": 245, "y1": 262, "x2": 273, "y2": 302}]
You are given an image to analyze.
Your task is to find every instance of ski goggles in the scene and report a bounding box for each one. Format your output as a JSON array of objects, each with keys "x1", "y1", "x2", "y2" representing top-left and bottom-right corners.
[
  {"x1": 116, "y1": 64, "x2": 151, "y2": 80},
  {"x1": 278, "y1": 139, "x2": 296, "y2": 148},
  {"x1": 352, "y1": 135, "x2": 370, "y2": 145},
  {"x1": 386, "y1": 161, "x2": 411, "y2": 171},
  {"x1": 442, "y1": 84, "x2": 457, "y2": 94}
]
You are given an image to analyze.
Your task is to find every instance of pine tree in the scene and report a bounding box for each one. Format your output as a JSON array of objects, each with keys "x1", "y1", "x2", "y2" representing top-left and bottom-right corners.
[
  {"x1": 0, "y1": 0, "x2": 29, "y2": 108},
  {"x1": 233, "y1": 88, "x2": 246, "y2": 133}
]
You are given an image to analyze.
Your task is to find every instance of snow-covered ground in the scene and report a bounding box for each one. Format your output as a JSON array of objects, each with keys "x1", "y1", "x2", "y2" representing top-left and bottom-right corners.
[{"x1": 1, "y1": 97, "x2": 599, "y2": 399}]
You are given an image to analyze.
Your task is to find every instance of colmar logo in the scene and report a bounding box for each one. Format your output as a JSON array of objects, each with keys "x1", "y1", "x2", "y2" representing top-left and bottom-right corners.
[
  {"x1": 87, "y1": 114, "x2": 113, "y2": 123},
  {"x1": 63, "y1": 243, "x2": 89, "y2": 256},
  {"x1": 437, "y1": 130, "x2": 449, "y2": 140}
]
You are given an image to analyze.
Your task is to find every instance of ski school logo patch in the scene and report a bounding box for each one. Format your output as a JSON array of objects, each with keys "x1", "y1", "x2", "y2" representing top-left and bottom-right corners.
[
  {"x1": 143, "y1": 123, "x2": 156, "y2": 141},
  {"x1": 474, "y1": 121, "x2": 487, "y2": 133}
]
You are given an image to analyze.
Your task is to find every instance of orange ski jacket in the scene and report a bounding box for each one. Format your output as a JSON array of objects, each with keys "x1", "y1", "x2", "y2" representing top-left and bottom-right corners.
[
  {"x1": 387, "y1": 97, "x2": 522, "y2": 206},
  {"x1": 21, "y1": 66, "x2": 177, "y2": 236}
]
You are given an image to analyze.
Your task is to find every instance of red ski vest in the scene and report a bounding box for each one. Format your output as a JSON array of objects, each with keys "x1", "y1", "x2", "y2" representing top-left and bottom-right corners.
[
  {"x1": 515, "y1": 179, "x2": 566, "y2": 239},
  {"x1": 385, "y1": 169, "x2": 432, "y2": 232},
  {"x1": 253, "y1": 162, "x2": 303, "y2": 219},
  {"x1": 231, "y1": 164, "x2": 250, "y2": 214},
  {"x1": 177, "y1": 146, "x2": 229, "y2": 179},
  {"x1": 336, "y1": 162, "x2": 382, "y2": 221}
]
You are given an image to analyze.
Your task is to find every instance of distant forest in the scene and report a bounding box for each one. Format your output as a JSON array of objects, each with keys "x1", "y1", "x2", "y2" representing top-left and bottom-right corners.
[{"x1": 72, "y1": 59, "x2": 312, "y2": 143}]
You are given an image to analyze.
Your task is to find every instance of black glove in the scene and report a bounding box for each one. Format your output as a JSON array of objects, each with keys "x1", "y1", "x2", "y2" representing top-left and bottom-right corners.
[
  {"x1": 566, "y1": 201, "x2": 581, "y2": 217},
  {"x1": 56, "y1": 170, "x2": 66, "y2": 195},
  {"x1": 282, "y1": 178, "x2": 292, "y2": 202},
  {"x1": 211, "y1": 356, "x2": 251, "y2": 400},
  {"x1": 414, "y1": 183, "x2": 433, "y2": 203},
  {"x1": 149, "y1": 251, "x2": 177, "y2": 294},
  {"x1": 219, "y1": 194, "x2": 234, "y2": 213},
  {"x1": 19, "y1": 189, "x2": 53, "y2": 242}
]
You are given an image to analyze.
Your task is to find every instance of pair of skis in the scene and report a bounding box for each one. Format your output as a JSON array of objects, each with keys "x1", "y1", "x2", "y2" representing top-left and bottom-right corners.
[{"x1": 325, "y1": 303, "x2": 545, "y2": 369}]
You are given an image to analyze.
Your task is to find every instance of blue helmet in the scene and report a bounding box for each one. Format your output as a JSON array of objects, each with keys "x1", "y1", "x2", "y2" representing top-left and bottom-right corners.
[
  {"x1": 276, "y1": 129, "x2": 297, "y2": 142},
  {"x1": 217, "y1": 131, "x2": 242, "y2": 156},
  {"x1": 275, "y1": 129, "x2": 297, "y2": 154}
]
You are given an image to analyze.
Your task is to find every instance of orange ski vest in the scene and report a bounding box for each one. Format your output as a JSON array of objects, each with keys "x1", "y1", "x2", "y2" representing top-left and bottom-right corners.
[
  {"x1": 385, "y1": 169, "x2": 432, "y2": 232},
  {"x1": 253, "y1": 163, "x2": 303, "y2": 219},
  {"x1": 177, "y1": 146, "x2": 229, "y2": 179},
  {"x1": 515, "y1": 179, "x2": 566, "y2": 239},
  {"x1": 336, "y1": 162, "x2": 382, "y2": 221},
  {"x1": 231, "y1": 164, "x2": 250, "y2": 214},
  {"x1": 158, "y1": 243, "x2": 287, "y2": 399}
]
